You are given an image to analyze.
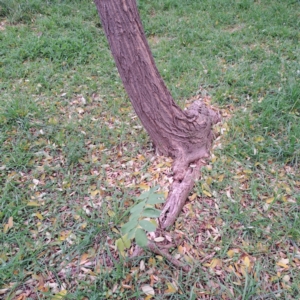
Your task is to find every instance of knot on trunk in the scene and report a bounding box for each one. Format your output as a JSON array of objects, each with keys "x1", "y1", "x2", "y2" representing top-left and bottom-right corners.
[
  {"x1": 185, "y1": 99, "x2": 221, "y2": 125},
  {"x1": 172, "y1": 100, "x2": 221, "y2": 181}
]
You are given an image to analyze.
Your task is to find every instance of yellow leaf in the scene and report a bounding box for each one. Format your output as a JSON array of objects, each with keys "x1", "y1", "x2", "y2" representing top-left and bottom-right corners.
[
  {"x1": 271, "y1": 275, "x2": 279, "y2": 282},
  {"x1": 240, "y1": 265, "x2": 247, "y2": 276},
  {"x1": 266, "y1": 197, "x2": 275, "y2": 204},
  {"x1": 112, "y1": 227, "x2": 119, "y2": 234},
  {"x1": 233, "y1": 280, "x2": 242, "y2": 285},
  {"x1": 189, "y1": 193, "x2": 197, "y2": 201},
  {"x1": 277, "y1": 262, "x2": 289, "y2": 269},
  {"x1": 281, "y1": 183, "x2": 292, "y2": 194},
  {"x1": 137, "y1": 155, "x2": 146, "y2": 161},
  {"x1": 59, "y1": 231, "x2": 70, "y2": 241},
  {"x1": 48, "y1": 117, "x2": 58, "y2": 125},
  {"x1": 52, "y1": 290, "x2": 67, "y2": 300},
  {"x1": 201, "y1": 182, "x2": 211, "y2": 192},
  {"x1": 254, "y1": 136, "x2": 264, "y2": 143},
  {"x1": 165, "y1": 282, "x2": 177, "y2": 294},
  {"x1": 206, "y1": 176, "x2": 213, "y2": 185},
  {"x1": 227, "y1": 265, "x2": 235, "y2": 272},
  {"x1": 184, "y1": 255, "x2": 193, "y2": 264},
  {"x1": 227, "y1": 249, "x2": 235, "y2": 258},
  {"x1": 138, "y1": 183, "x2": 150, "y2": 190},
  {"x1": 0, "y1": 253, "x2": 7, "y2": 262},
  {"x1": 80, "y1": 253, "x2": 89, "y2": 265},
  {"x1": 209, "y1": 258, "x2": 219, "y2": 269},
  {"x1": 148, "y1": 257, "x2": 156, "y2": 266},
  {"x1": 243, "y1": 169, "x2": 253, "y2": 174},
  {"x1": 243, "y1": 256, "x2": 251, "y2": 268},
  {"x1": 90, "y1": 190, "x2": 100, "y2": 197},
  {"x1": 35, "y1": 212, "x2": 43, "y2": 220},
  {"x1": 27, "y1": 201, "x2": 40, "y2": 207},
  {"x1": 116, "y1": 238, "x2": 125, "y2": 257},
  {"x1": 107, "y1": 210, "x2": 115, "y2": 217},
  {"x1": 178, "y1": 245, "x2": 185, "y2": 255},
  {"x1": 80, "y1": 222, "x2": 87, "y2": 229},
  {"x1": 203, "y1": 190, "x2": 212, "y2": 197},
  {"x1": 3, "y1": 224, "x2": 9, "y2": 234},
  {"x1": 218, "y1": 174, "x2": 225, "y2": 182},
  {"x1": 8, "y1": 217, "x2": 13, "y2": 229}
]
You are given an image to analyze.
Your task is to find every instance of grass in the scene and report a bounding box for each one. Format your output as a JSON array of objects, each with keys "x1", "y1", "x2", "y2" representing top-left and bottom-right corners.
[{"x1": 0, "y1": 0, "x2": 299, "y2": 299}]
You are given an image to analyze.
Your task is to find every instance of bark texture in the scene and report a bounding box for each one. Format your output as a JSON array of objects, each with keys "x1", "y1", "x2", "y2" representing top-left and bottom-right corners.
[{"x1": 94, "y1": 0, "x2": 220, "y2": 236}]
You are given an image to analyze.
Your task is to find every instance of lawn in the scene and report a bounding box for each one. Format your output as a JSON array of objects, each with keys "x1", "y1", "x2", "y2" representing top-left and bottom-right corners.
[{"x1": 0, "y1": 0, "x2": 299, "y2": 299}]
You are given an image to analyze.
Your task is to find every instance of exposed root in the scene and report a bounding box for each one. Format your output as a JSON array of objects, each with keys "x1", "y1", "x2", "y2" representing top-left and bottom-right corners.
[
  {"x1": 147, "y1": 241, "x2": 190, "y2": 272},
  {"x1": 131, "y1": 242, "x2": 190, "y2": 272},
  {"x1": 130, "y1": 159, "x2": 205, "y2": 272},
  {"x1": 160, "y1": 159, "x2": 205, "y2": 229}
]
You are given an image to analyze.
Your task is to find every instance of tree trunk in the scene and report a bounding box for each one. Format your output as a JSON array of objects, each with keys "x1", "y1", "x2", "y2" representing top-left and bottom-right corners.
[{"x1": 94, "y1": 0, "x2": 220, "y2": 230}]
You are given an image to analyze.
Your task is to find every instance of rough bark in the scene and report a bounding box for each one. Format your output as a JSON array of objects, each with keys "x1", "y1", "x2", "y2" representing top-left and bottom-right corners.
[
  {"x1": 94, "y1": 0, "x2": 220, "y2": 265},
  {"x1": 94, "y1": 0, "x2": 220, "y2": 169}
]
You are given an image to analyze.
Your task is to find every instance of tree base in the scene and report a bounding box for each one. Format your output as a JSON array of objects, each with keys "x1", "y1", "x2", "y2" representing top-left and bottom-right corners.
[{"x1": 130, "y1": 99, "x2": 221, "y2": 271}]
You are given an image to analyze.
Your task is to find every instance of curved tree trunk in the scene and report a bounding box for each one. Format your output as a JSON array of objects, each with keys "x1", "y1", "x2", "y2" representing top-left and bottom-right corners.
[{"x1": 94, "y1": 0, "x2": 220, "y2": 230}]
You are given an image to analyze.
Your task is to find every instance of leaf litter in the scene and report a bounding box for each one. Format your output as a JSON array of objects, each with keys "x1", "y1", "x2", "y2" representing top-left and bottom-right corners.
[{"x1": 1, "y1": 90, "x2": 299, "y2": 299}]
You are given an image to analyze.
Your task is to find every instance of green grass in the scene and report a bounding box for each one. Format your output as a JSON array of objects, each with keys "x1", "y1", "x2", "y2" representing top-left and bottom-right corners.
[{"x1": 1, "y1": 0, "x2": 300, "y2": 299}]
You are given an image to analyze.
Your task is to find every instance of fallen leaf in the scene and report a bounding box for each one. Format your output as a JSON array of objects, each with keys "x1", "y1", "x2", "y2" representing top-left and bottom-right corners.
[
  {"x1": 243, "y1": 256, "x2": 251, "y2": 268},
  {"x1": 8, "y1": 217, "x2": 13, "y2": 228},
  {"x1": 218, "y1": 174, "x2": 225, "y2": 182},
  {"x1": 227, "y1": 249, "x2": 235, "y2": 258},
  {"x1": 107, "y1": 210, "x2": 115, "y2": 217},
  {"x1": 189, "y1": 193, "x2": 197, "y2": 201},
  {"x1": 164, "y1": 282, "x2": 177, "y2": 294},
  {"x1": 76, "y1": 107, "x2": 84, "y2": 114},
  {"x1": 138, "y1": 183, "x2": 150, "y2": 190},
  {"x1": 0, "y1": 289, "x2": 9, "y2": 295},
  {"x1": 278, "y1": 258, "x2": 289, "y2": 265},
  {"x1": 35, "y1": 212, "x2": 43, "y2": 220},
  {"x1": 254, "y1": 136, "x2": 264, "y2": 142},
  {"x1": 140, "y1": 260, "x2": 145, "y2": 271},
  {"x1": 277, "y1": 262, "x2": 289, "y2": 269},
  {"x1": 178, "y1": 245, "x2": 185, "y2": 255},
  {"x1": 282, "y1": 275, "x2": 290, "y2": 282},
  {"x1": 203, "y1": 190, "x2": 212, "y2": 197},
  {"x1": 52, "y1": 290, "x2": 67, "y2": 300},
  {"x1": 266, "y1": 197, "x2": 275, "y2": 204},
  {"x1": 90, "y1": 190, "x2": 100, "y2": 197},
  {"x1": 142, "y1": 285, "x2": 155, "y2": 296},
  {"x1": 184, "y1": 255, "x2": 194, "y2": 264},
  {"x1": 27, "y1": 201, "x2": 40, "y2": 207},
  {"x1": 80, "y1": 253, "x2": 89, "y2": 265},
  {"x1": 154, "y1": 237, "x2": 165, "y2": 242},
  {"x1": 209, "y1": 258, "x2": 220, "y2": 268}
]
